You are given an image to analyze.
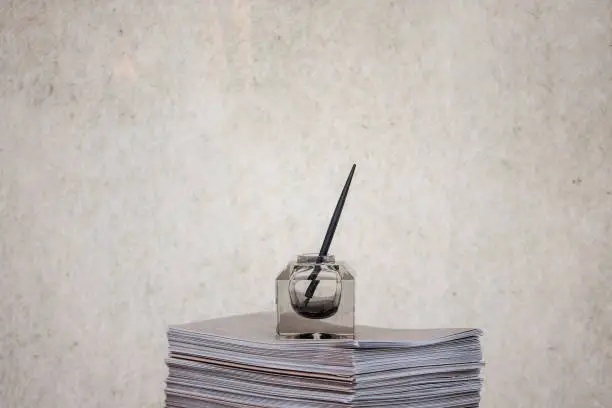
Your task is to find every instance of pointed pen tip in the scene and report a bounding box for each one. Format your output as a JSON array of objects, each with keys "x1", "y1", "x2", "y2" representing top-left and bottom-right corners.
[{"x1": 346, "y1": 163, "x2": 356, "y2": 182}]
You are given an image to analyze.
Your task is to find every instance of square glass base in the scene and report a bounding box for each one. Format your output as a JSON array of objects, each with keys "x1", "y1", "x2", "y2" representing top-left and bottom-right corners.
[{"x1": 275, "y1": 254, "x2": 355, "y2": 339}]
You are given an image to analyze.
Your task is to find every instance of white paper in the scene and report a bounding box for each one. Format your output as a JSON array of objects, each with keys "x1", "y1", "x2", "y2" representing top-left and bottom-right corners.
[{"x1": 165, "y1": 312, "x2": 484, "y2": 408}]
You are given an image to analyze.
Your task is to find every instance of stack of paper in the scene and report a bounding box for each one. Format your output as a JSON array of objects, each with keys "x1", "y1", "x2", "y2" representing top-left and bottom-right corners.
[{"x1": 165, "y1": 312, "x2": 484, "y2": 407}]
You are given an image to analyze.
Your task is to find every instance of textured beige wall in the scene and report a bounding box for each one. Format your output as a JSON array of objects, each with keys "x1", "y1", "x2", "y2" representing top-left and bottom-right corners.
[{"x1": 1, "y1": 0, "x2": 611, "y2": 407}]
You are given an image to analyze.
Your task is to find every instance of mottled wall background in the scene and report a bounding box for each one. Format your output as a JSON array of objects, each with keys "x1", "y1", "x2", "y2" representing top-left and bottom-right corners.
[{"x1": 1, "y1": 0, "x2": 611, "y2": 407}]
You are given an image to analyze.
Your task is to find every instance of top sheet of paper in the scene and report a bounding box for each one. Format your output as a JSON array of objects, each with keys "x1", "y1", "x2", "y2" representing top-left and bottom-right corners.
[{"x1": 171, "y1": 312, "x2": 481, "y2": 347}]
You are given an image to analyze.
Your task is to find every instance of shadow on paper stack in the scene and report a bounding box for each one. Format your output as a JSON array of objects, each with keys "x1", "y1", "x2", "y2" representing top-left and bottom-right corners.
[{"x1": 164, "y1": 312, "x2": 484, "y2": 407}]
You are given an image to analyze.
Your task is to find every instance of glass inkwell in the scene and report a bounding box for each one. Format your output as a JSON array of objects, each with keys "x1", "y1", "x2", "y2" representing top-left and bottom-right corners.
[{"x1": 276, "y1": 164, "x2": 356, "y2": 339}]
